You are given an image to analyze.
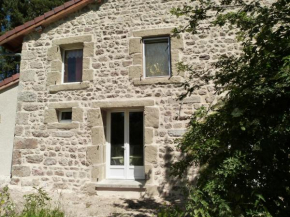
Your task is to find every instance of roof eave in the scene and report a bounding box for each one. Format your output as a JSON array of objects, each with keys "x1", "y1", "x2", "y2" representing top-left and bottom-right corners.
[{"x1": 0, "y1": 0, "x2": 100, "y2": 51}]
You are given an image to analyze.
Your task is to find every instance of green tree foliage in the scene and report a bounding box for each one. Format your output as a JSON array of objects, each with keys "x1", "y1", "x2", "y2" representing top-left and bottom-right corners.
[
  {"x1": 0, "y1": 0, "x2": 66, "y2": 81},
  {"x1": 1, "y1": 0, "x2": 67, "y2": 32},
  {"x1": 162, "y1": 0, "x2": 290, "y2": 216}
]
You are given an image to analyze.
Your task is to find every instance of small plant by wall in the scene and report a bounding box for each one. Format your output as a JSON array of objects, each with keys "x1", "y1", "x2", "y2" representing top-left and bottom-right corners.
[{"x1": 0, "y1": 186, "x2": 65, "y2": 217}]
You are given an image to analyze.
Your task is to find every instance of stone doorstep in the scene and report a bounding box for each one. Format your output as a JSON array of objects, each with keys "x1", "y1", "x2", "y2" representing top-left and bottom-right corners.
[{"x1": 96, "y1": 179, "x2": 146, "y2": 192}]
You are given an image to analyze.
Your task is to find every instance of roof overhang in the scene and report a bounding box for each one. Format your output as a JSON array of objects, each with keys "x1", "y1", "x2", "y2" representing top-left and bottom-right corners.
[
  {"x1": 0, "y1": 73, "x2": 19, "y2": 91},
  {"x1": 0, "y1": 0, "x2": 101, "y2": 52}
]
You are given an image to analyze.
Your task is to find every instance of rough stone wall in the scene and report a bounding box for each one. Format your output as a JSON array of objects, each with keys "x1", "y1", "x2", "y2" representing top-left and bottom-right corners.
[{"x1": 11, "y1": 0, "x2": 241, "y2": 196}]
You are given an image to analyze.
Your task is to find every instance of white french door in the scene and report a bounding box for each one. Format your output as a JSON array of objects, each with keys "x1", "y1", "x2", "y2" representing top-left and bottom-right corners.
[{"x1": 106, "y1": 110, "x2": 145, "y2": 180}]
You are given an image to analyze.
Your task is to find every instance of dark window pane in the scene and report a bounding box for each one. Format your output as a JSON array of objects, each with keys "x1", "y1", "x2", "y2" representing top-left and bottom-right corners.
[
  {"x1": 129, "y1": 112, "x2": 144, "y2": 166},
  {"x1": 64, "y1": 49, "x2": 83, "y2": 83},
  {"x1": 61, "y1": 112, "x2": 72, "y2": 121},
  {"x1": 145, "y1": 38, "x2": 170, "y2": 77},
  {"x1": 111, "y1": 112, "x2": 125, "y2": 166}
]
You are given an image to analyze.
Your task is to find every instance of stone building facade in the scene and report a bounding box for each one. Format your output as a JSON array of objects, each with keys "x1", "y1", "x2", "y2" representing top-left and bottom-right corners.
[{"x1": 0, "y1": 0, "x2": 241, "y2": 196}]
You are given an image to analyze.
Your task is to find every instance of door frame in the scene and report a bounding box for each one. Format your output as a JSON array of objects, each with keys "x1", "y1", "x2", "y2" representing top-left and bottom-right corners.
[{"x1": 106, "y1": 108, "x2": 145, "y2": 180}]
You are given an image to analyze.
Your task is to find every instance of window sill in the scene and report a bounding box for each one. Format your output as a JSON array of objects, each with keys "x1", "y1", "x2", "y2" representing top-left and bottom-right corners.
[
  {"x1": 133, "y1": 76, "x2": 184, "y2": 86},
  {"x1": 49, "y1": 82, "x2": 90, "y2": 93},
  {"x1": 96, "y1": 179, "x2": 146, "y2": 192},
  {"x1": 47, "y1": 122, "x2": 79, "y2": 129}
]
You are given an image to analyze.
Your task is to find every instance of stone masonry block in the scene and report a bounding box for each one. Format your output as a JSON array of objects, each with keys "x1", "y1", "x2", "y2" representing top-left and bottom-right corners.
[
  {"x1": 32, "y1": 131, "x2": 49, "y2": 138},
  {"x1": 52, "y1": 131, "x2": 74, "y2": 138},
  {"x1": 44, "y1": 109, "x2": 58, "y2": 124},
  {"x1": 49, "y1": 82, "x2": 90, "y2": 93},
  {"x1": 51, "y1": 60, "x2": 62, "y2": 72},
  {"x1": 145, "y1": 127, "x2": 154, "y2": 145},
  {"x1": 133, "y1": 28, "x2": 174, "y2": 37},
  {"x1": 183, "y1": 96, "x2": 201, "y2": 104},
  {"x1": 87, "y1": 108, "x2": 103, "y2": 127},
  {"x1": 129, "y1": 38, "x2": 142, "y2": 54},
  {"x1": 48, "y1": 102, "x2": 79, "y2": 109},
  {"x1": 72, "y1": 107, "x2": 83, "y2": 122},
  {"x1": 12, "y1": 166, "x2": 31, "y2": 177},
  {"x1": 133, "y1": 76, "x2": 184, "y2": 86},
  {"x1": 47, "y1": 46, "x2": 61, "y2": 61},
  {"x1": 92, "y1": 127, "x2": 105, "y2": 145},
  {"x1": 21, "y1": 50, "x2": 36, "y2": 60},
  {"x1": 52, "y1": 35, "x2": 92, "y2": 46},
  {"x1": 83, "y1": 69, "x2": 94, "y2": 81},
  {"x1": 168, "y1": 129, "x2": 187, "y2": 137},
  {"x1": 145, "y1": 106, "x2": 160, "y2": 128},
  {"x1": 81, "y1": 183, "x2": 97, "y2": 196},
  {"x1": 19, "y1": 91, "x2": 37, "y2": 102},
  {"x1": 83, "y1": 58, "x2": 91, "y2": 69},
  {"x1": 60, "y1": 43, "x2": 83, "y2": 50},
  {"x1": 171, "y1": 49, "x2": 182, "y2": 76},
  {"x1": 145, "y1": 145, "x2": 158, "y2": 164},
  {"x1": 12, "y1": 150, "x2": 21, "y2": 165},
  {"x1": 47, "y1": 71, "x2": 61, "y2": 86},
  {"x1": 145, "y1": 185, "x2": 160, "y2": 196},
  {"x1": 47, "y1": 123, "x2": 79, "y2": 130},
  {"x1": 171, "y1": 36, "x2": 184, "y2": 49},
  {"x1": 92, "y1": 165, "x2": 105, "y2": 182},
  {"x1": 84, "y1": 42, "x2": 94, "y2": 58},
  {"x1": 145, "y1": 164, "x2": 153, "y2": 184},
  {"x1": 26, "y1": 155, "x2": 44, "y2": 164},
  {"x1": 14, "y1": 138, "x2": 38, "y2": 149},
  {"x1": 129, "y1": 65, "x2": 142, "y2": 79},
  {"x1": 133, "y1": 54, "x2": 142, "y2": 65},
  {"x1": 92, "y1": 99, "x2": 154, "y2": 108},
  {"x1": 20, "y1": 60, "x2": 28, "y2": 71},
  {"x1": 21, "y1": 70, "x2": 35, "y2": 82},
  {"x1": 30, "y1": 61, "x2": 43, "y2": 69},
  {"x1": 86, "y1": 145, "x2": 104, "y2": 165},
  {"x1": 16, "y1": 113, "x2": 29, "y2": 125},
  {"x1": 171, "y1": 49, "x2": 180, "y2": 64}
]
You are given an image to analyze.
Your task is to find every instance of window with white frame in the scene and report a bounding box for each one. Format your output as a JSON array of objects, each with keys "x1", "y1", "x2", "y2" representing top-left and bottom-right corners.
[
  {"x1": 58, "y1": 109, "x2": 72, "y2": 123},
  {"x1": 143, "y1": 37, "x2": 171, "y2": 77},
  {"x1": 63, "y1": 49, "x2": 83, "y2": 83}
]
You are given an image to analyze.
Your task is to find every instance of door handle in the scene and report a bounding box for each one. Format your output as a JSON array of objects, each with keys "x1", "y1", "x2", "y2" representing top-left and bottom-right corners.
[{"x1": 121, "y1": 146, "x2": 125, "y2": 149}]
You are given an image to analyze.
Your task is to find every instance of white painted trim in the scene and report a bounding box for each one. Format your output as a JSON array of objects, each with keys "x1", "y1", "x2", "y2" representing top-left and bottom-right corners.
[
  {"x1": 143, "y1": 36, "x2": 171, "y2": 78},
  {"x1": 106, "y1": 109, "x2": 145, "y2": 180},
  {"x1": 61, "y1": 49, "x2": 65, "y2": 84},
  {"x1": 61, "y1": 48, "x2": 84, "y2": 84}
]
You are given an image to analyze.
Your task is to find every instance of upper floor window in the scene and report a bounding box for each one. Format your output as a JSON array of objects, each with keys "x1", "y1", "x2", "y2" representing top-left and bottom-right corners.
[
  {"x1": 63, "y1": 49, "x2": 83, "y2": 83},
  {"x1": 143, "y1": 37, "x2": 171, "y2": 77}
]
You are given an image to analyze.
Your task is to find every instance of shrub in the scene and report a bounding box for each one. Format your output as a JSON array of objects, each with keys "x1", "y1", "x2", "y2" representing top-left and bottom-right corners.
[
  {"x1": 0, "y1": 186, "x2": 16, "y2": 217},
  {"x1": 0, "y1": 186, "x2": 65, "y2": 217},
  {"x1": 19, "y1": 187, "x2": 65, "y2": 217}
]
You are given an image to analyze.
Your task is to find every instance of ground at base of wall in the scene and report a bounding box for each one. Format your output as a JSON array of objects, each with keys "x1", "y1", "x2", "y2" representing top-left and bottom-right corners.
[{"x1": 4, "y1": 186, "x2": 175, "y2": 217}]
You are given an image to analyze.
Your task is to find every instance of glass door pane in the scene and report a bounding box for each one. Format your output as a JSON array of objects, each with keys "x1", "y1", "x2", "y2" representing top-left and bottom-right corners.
[
  {"x1": 129, "y1": 112, "x2": 144, "y2": 166},
  {"x1": 111, "y1": 112, "x2": 125, "y2": 166}
]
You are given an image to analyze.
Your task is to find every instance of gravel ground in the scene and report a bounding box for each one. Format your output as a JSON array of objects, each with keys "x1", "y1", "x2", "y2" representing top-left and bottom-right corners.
[{"x1": 7, "y1": 187, "x2": 169, "y2": 217}]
